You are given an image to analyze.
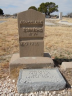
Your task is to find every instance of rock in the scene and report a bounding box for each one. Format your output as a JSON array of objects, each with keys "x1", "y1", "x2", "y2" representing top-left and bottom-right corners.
[
  {"x1": 15, "y1": 93, "x2": 19, "y2": 96},
  {"x1": 28, "y1": 92, "x2": 35, "y2": 96},
  {"x1": 17, "y1": 68, "x2": 66, "y2": 93},
  {"x1": 49, "y1": 93, "x2": 51, "y2": 96},
  {"x1": 52, "y1": 91, "x2": 56, "y2": 95},
  {"x1": 20, "y1": 94, "x2": 24, "y2": 96},
  {"x1": 12, "y1": 80, "x2": 15, "y2": 83},
  {"x1": 1, "y1": 93, "x2": 7, "y2": 96}
]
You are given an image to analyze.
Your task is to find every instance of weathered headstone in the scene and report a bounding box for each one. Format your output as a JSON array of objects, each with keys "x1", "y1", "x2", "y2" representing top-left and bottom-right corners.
[
  {"x1": 9, "y1": 9, "x2": 54, "y2": 78},
  {"x1": 17, "y1": 68, "x2": 66, "y2": 93},
  {"x1": 59, "y1": 12, "x2": 62, "y2": 20},
  {"x1": 18, "y1": 9, "x2": 45, "y2": 57}
]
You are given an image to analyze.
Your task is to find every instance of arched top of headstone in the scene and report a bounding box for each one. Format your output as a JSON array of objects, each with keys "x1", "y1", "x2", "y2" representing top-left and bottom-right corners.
[{"x1": 17, "y1": 9, "x2": 45, "y2": 20}]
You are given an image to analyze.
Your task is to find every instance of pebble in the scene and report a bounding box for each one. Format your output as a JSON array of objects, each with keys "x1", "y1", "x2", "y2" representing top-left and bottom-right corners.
[
  {"x1": 58, "y1": 94, "x2": 60, "y2": 96},
  {"x1": 28, "y1": 92, "x2": 35, "y2": 96},
  {"x1": 0, "y1": 76, "x2": 72, "y2": 96},
  {"x1": 49, "y1": 93, "x2": 51, "y2": 96},
  {"x1": 12, "y1": 79, "x2": 15, "y2": 83},
  {"x1": 15, "y1": 93, "x2": 19, "y2": 96},
  {"x1": 44, "y1": 91, "x2": 48, "y2": 96},
  {"x1": 52, "y1": 91, "x2": 56, "y2": 95}
]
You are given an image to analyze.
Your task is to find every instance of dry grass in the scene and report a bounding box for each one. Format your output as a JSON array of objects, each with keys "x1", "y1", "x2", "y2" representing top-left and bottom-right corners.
[
  {"x1": 62, "y1": 17, "x2": 72, "y2": 23},
  {"x1": 44, "y1": 26, "x2": 72, "y2": 59}
]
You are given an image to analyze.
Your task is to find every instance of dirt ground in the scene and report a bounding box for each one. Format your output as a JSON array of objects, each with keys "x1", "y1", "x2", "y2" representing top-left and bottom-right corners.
[{"x1": 0, "y1": 18, "x2": 72, "y2": 93}]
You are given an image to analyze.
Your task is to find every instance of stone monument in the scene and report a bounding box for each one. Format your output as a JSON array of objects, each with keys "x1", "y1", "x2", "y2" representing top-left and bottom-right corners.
[
  {"x1": 59, "y1": 12, "x2": 62, "y2": 20},
  {"x1": 9, "y1": 9, "x2": 66, "y2": 93},
  {"x1": 9, "y1": 9, "x2": 54, "y2": 78}
]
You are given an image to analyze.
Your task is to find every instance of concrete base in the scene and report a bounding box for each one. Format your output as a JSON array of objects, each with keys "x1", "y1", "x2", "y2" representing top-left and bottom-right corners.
[
  {"x1": 9, "y1": 53, "x2": 54, "y2": 78},
  {"x1": 17, "y1": 68, "x2": 66, "y2": 93},
  {"x1": 61, "y1": 62, "x2": 72, "y2": 70}
]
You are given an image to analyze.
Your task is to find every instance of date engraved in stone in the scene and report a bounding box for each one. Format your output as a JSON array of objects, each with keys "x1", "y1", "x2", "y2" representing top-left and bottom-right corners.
[
  {"x1": 23, "y1": 28, "x2": 43, "y2": 32},
  {"x1": 20, "y1": 42, "x2": 39, "y2": 46}
]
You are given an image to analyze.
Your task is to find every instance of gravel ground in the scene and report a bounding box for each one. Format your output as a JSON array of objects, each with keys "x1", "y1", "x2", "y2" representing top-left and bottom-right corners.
[{"x1": 0, "y1": 74, "x2": 72, "y2": 96}]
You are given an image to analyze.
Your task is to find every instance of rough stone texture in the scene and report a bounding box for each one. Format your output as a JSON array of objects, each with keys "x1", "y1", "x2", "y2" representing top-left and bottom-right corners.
[
  {"x1": 9, "y1": 53, "x2": 54, "y2": 78},
  {"x1": 19, "y1": 40, "x2": 44, "y2": 57},
  {"x1": 17, "y1": 68, "x2": 66, "y2": 93},
  {"x1": 60, "y1": 62, "x2": 72, "y2": 70},
  {"x1": 18, "y1": 9, "x2": 45, "y2": 38},
  {"x1": 17, "y1": 9, "x2": 45, "y2": 57}
]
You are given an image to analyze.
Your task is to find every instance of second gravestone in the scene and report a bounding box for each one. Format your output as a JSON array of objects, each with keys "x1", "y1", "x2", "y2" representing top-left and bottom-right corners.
[
  {"x1": 9, "y1": 9, "x2": 54, "y2": 78},
  {"x1": 18, "y1": 9, "x2": 45, "y2": 57}
]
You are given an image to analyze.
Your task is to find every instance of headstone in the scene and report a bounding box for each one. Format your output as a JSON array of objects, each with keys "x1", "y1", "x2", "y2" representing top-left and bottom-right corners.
[
  {"x1": 18, "y1": 9, "x2": 45, "y2": 57},
  {"x1": 59, "y1": 12, "x2": 62, "y2": 20},
  {"x1": 17, "y1": 68, "x2": 66, "y2": 93},
  {"x1": 9, "y1": 9, "x2": 54, "y2": 78}
]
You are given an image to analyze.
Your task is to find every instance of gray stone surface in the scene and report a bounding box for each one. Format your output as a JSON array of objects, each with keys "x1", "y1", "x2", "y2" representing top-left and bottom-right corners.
[
  {"x1": 59, "y1": 12, "x2": 62, "y2": 20},
  {"x1": 17, "y1": 68, "x2": 66, "y2": 93}
]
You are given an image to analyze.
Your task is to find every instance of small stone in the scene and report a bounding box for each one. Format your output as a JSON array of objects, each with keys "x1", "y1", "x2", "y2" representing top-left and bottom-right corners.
[
  {"x1": 1, "y1": 93, "x2": 6, "y2": 96},
  {"x1": 47, "y1": 91, "x2": 49, "y2": 93},
  {"x1": 6, "y1": 76, "x2": 9, "y2": 79},
  {"x1": 62, "y1": 89, "x2": 65, "y2": 93},
  {"x1": 8, "y1": 93, "x2": 15, "y2": 96},
  {"x1": 67, "y1": 92, "x2": 70, "y2": 95},
  {"x1": 44, "y1": 91, "x2": 48, "y2": 96},
  {"x1": 8, "y1": 79, "x2": 11, "y2": 82},
  {"x1": 25, "y1": 93, "x2": 28, "y2": 96},
  {"x1": 71, "y1": 85, "x2": 72, "y2": 88},
  {"x1": 20, "y1": 94, "x2": 24, "y2": 96},
  {"x1": 36, "y1": 92, "x2": 39, "y2": 96},
  {"x1": 28, "y1": 92, "x2": 34, "y2": 96},
  {"x1": 9, "y1": 89, "x2": 12, "y2": 93},
  {"x1": 15, "y1": 93, "x2": 19, "y2": 96},
  {"x1": 52, "y1": 91, "x2": 56, "y2": 95},
  {"x1": 49, "y1": 93, "x2": 51, "y2": 96},
  {"x1": 12, "y1": 80, "x2": 15, "y2": 83},
  {"x1": 58, "y1": 94, "x2": 60, "y2": 96}
]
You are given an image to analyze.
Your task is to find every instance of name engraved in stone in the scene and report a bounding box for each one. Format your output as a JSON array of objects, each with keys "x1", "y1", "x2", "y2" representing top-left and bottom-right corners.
[
  {"x1": 20, "y1": 20, "x2": 43, "y2": 24},
  {"x1": 23, "y1": 27, "x2": 43, "y2": 32},
  {"x1": 20, "y1": 42, "x2": 39, "y2": 46},
  {"x1": 21, "y1": 70, "x2": 61, "y2": 83}
]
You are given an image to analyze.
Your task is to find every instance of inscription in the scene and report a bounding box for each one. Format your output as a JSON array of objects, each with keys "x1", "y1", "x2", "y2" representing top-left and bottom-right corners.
[
  {"x1": 21, "y1": 70, "x2": 61, "y2": 83},
  {"x1": 23, "y1": 27, "x2": 43, "y2": 32},
  {"x1": 20, "y1": 42, "x2": 39, "y2": 46},
  {"x1": 20, "y1": 20, "x2": 43, "y2": 24}
]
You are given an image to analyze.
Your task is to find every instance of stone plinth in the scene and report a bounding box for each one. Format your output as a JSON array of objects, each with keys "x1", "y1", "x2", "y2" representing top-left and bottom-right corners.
[
  {"x1": 17, "y1": 68, "x2": 66, "y2": 93},
  {"x1": 9, "y1": 53, "x2": 54, "y2": 78}
]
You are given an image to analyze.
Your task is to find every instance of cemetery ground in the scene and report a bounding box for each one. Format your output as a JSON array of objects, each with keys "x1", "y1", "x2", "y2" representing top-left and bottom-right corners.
[{"x1": 0, "y1": 17, "x2": 72, "y2": 95}]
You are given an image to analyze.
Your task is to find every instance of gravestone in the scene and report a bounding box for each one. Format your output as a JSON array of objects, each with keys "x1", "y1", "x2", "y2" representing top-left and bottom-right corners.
[
  {"x1": 9, "y1": 9, "x2": 54, "y2": 78},
  {"x1": 59, "y1": 12, "x2": 62, "y2": 20},
  {"x1": 17, "y1": 68, "x2": 66, "y2": 93},
  {"x1": 18, "y1": 9, "x2": 45, "y2": 57}
]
